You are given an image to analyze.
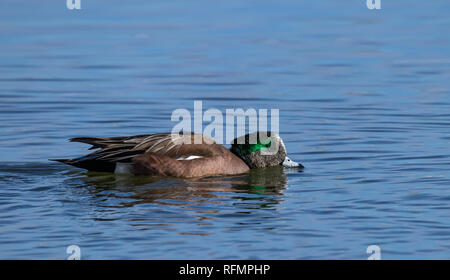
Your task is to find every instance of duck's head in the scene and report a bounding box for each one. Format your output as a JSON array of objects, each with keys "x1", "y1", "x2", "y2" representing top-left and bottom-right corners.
[{"x1": 230, "y1": 131, "x2": 304, "y2": 169}]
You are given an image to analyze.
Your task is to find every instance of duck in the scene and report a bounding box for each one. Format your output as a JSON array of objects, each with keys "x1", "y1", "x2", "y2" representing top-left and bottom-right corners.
[{"x1": 53, "y1": 131, "x2": 303, "y2": 178}]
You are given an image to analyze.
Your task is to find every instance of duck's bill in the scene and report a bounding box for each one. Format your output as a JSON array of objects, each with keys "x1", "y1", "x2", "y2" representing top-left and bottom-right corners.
[{"x1": 282, "y1": 156, "x2": 304, "y2": 168}]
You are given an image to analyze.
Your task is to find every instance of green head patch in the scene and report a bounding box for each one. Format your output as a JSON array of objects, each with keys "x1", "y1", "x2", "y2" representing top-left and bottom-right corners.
[{"x1": 245, "y1": 138, "x2": 272, "y2": 155}]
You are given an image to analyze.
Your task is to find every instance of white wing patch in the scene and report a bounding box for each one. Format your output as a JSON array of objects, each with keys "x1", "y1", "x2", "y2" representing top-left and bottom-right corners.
[
  {"x1": 114, "y1": 162, "x2": 133, "y2": 174},
  {"x1": 176, "y1": 155, "x2": 204, "y2": 161}
]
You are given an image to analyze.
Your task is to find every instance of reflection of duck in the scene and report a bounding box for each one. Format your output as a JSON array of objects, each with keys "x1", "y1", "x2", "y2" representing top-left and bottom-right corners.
[
  {"x1": 53, "y1": 131, "x2": 303, "y2": 178},
  {"x1": 78, "y1": 164, "x2": 290, "y2": 209},
  {"x1": 190, "y1": 166, "x2": 288, "y2": 193}
]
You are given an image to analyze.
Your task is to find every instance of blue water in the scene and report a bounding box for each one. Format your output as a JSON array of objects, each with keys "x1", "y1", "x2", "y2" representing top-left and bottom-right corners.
[{"x1": 1, "y1": 0, "x2": 450, "y2": 259}]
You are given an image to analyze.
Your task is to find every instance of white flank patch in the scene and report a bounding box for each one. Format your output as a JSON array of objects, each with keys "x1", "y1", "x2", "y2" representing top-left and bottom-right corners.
[
  {"x1": 176, "y1": 155, "x2": 203, "y2": 161},
  {"x1": 114, "y1": 162, "x2": 133, "y2": 174}
]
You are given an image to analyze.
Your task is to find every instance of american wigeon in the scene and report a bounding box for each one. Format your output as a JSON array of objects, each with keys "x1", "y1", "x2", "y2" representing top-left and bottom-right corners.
[{"x1": 53, "y1": 131, "x2": 303, "y2": 178}]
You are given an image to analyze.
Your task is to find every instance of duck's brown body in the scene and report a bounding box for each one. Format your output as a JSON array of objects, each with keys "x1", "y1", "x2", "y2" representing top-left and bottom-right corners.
[
  {"x1": 133, "y1": 143, "x2": 249, "y2": 177},
  {"x1": 54, "y1": 133, "x2": 250, "y2": 178}
]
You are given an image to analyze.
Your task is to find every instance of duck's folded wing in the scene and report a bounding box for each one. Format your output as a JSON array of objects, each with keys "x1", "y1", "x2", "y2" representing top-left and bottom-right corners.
[
  {"x1": 53, "y1": 133, "x2": 217, "y2": 172},
  {"x1": 70, "y1": 134, "x2": 152, "y2": 150}
]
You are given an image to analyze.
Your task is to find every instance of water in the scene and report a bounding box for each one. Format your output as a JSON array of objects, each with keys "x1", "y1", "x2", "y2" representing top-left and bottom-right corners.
[{"x1": 1, "y1": 0, "x2": 450, "y2": 259}]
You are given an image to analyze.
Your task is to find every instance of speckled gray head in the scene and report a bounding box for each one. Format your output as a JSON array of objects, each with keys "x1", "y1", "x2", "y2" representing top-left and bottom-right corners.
[{"x1": 230, "y1": 131, "x2": 303, "y2": 169}]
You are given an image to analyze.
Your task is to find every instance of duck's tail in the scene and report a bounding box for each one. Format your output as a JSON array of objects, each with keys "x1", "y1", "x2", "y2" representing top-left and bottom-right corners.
[
  {"x1": 50, "y1": 157, "x2": 116, "y2": 173},
  {"x1": 50, "y1": 158, "x2": 74, "y2": 165}
]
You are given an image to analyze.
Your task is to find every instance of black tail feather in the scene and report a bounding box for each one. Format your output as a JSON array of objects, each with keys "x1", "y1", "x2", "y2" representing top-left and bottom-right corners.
[
  {"x1": 50, "y1": 158, "x2": 74, "y2": 164},
  {"x1": 50, "y1": 158, "x2": 116, "y2": 173}
]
